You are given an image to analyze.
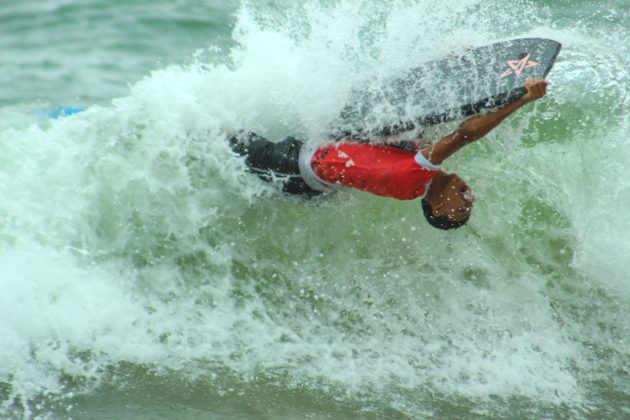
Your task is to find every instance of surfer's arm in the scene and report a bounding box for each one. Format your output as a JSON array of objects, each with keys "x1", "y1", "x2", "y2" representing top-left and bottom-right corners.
[{"x1": 421, "y1": 78, "x2": 548, "y2": 165}]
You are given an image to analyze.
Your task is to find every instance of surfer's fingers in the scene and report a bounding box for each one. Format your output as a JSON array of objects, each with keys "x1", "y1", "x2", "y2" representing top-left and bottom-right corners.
[
  {"x1": 535, "y1": 81, "x2": 548, "y2": 98},
  {"x1": 523, "y1": 79, "x2": 548, "y2": 100}
]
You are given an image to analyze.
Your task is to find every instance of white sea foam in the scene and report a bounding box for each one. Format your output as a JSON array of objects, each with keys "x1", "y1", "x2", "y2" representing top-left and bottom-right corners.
[{"x1": 0, "y1": 0, "x2": 629, "y2": 418}]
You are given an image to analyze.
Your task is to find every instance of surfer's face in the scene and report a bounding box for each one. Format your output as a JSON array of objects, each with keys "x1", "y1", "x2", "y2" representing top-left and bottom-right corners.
[{"x1": 428, "y1": 174, "x2": 474, "y2": 222}]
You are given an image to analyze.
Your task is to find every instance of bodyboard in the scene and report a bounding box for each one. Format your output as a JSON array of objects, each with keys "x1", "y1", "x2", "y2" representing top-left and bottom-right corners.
[{"x1": 338, "y1": 37, "x2": 562, "y2": 136}]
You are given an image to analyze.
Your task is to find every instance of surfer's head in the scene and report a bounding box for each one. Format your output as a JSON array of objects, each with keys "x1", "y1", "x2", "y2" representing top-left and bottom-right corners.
[{"x1": 421, "y1": 172, "x2": 474, "y2": 230}]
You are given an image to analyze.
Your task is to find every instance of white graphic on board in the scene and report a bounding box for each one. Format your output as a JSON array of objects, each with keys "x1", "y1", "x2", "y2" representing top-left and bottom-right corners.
[{"x1": 500, "y1": 53, "x2": 539, "y2": 79}]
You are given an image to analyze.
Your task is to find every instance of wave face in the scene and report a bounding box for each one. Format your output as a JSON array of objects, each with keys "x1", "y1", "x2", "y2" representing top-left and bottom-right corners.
[{"x1": 0, "y1": 0, "x2": 628, "y2": 418}]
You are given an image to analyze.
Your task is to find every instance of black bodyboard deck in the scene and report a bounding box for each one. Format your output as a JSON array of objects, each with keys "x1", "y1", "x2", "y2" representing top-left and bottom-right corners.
[{"x1": 338, "y1": 37, "x2": 562, "y2": 136}]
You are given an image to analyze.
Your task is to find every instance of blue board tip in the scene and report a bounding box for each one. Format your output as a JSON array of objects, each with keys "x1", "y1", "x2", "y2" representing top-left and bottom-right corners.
[{"x1": 46, "y1": 107, "x2": 85, "y2": 119}]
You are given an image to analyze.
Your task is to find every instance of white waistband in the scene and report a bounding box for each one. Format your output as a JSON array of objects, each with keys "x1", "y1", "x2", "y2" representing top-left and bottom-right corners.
[{"x1": 298, "y1": 144, "x2": 330, "y2": 192}]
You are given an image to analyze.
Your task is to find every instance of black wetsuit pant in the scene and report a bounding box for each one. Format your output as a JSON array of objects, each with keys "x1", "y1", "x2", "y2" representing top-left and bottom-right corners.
[{"x1": 228, "y1": 132, "x2": 322, "y2": 196}]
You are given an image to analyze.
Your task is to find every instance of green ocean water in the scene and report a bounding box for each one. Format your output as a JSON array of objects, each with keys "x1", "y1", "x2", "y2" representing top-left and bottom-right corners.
[{"x1": 0, "y1": 0, "x2": 629, "y2": 419}]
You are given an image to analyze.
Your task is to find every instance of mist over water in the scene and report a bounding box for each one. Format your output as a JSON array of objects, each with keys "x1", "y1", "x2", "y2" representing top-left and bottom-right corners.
[{"x1": 0, "y1": 0, "x2": 629, "y2": 418}]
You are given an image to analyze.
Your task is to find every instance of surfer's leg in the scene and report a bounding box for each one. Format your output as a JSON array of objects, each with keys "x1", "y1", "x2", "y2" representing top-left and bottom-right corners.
[{"x1": 228, "y1": 132, "x2": 321, "y2": 196}]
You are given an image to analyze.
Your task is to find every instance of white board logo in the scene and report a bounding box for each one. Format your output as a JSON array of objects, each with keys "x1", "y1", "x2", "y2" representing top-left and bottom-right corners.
[{"x1": 500, "y1": 53, "x2": 539, "y2": 79}]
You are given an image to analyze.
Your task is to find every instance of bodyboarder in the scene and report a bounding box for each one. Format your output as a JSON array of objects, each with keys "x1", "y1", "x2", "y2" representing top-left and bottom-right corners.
[{"x1": 229, "y1": 78, "x2": 549, "y2": 230}]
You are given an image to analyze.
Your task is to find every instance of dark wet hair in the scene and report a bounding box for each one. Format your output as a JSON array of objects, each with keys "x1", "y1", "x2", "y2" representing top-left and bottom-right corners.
[{"x1": 421, "y1": 198, "x2": 469, "y2": 230}]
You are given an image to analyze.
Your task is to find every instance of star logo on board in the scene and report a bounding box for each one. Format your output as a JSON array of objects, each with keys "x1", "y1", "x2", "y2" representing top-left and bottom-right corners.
[{"x1": 500, "y1": 53, "x2": 539, "y2": 79}]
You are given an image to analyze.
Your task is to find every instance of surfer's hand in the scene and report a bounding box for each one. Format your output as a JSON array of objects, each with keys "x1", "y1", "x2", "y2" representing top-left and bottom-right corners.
[{"x1": 522, "y1": 79, "x2": 548, "y2": 102}]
